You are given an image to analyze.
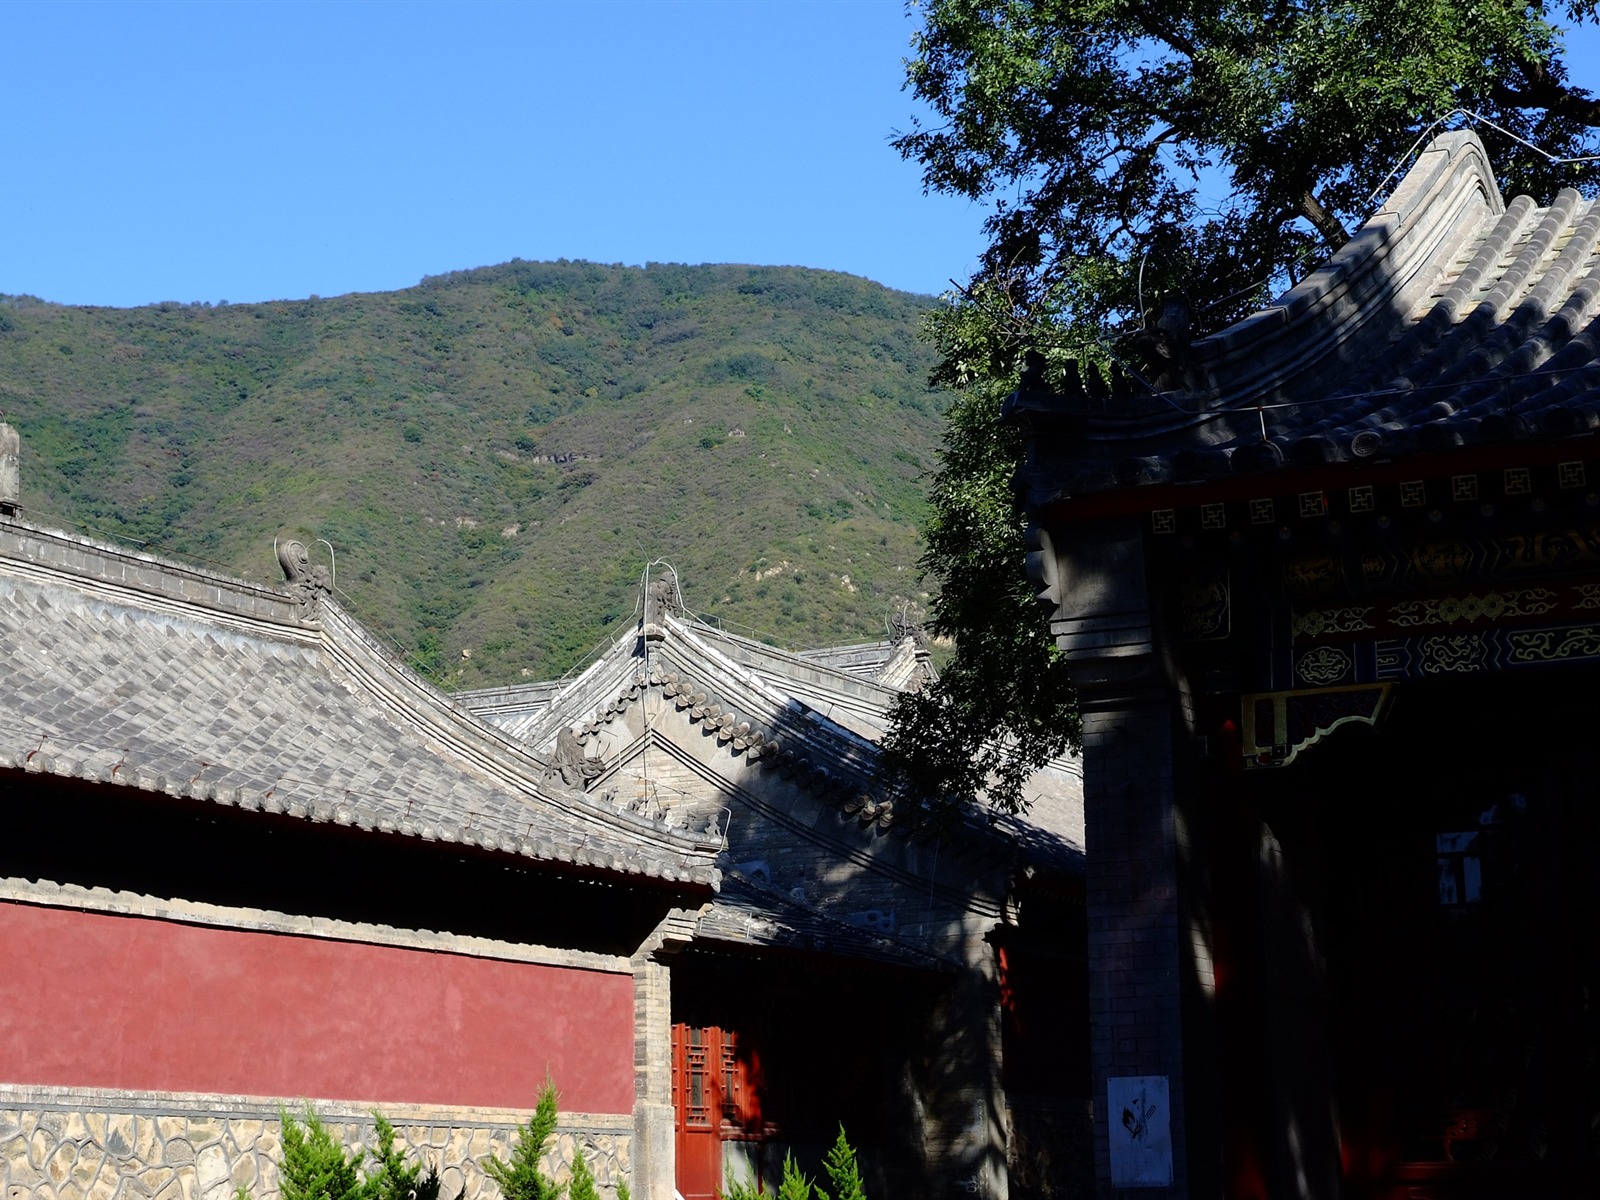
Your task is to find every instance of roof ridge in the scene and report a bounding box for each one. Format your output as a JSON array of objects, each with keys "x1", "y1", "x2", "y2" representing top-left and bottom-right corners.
[
  {"x1": 0, "y1": 516, "x2": 309, "y2": 638},
  {"x1": 315, "y1": 601, "x2": 721, "y2": 861},
  {"x1": 1190, "y1": 131, "x2": 1506, "y2": 413}
]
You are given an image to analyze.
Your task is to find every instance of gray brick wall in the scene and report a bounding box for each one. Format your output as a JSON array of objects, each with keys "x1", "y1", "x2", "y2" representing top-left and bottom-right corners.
[{"x1": 1050, "y1": 519, "x2": 1203, "y2": 1200}]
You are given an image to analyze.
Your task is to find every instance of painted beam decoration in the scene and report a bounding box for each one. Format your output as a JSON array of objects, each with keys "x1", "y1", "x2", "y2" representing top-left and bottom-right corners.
[{"x1": 1241, "y1": 684, "x2": 1391, "y2": 769}]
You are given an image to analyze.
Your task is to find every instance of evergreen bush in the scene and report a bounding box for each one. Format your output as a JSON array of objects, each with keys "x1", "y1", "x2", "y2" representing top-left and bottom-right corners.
[
  {"x1": 370, "y1": 1115, "x2": 451, "y2": 1200},
  {"x1": 257, "y1": 1081, "x2": 626, "y2": 1200},
  {"x1": 718, "y1": 1132, "x2": 867, "y2": 1200},
  {"x1": 566, "y1": 1144, "x2": 600, "y2": 1200},
  {"x1": 277, "y1": 1108, "x2": 370, "y2": 1200},
  {"x1": 482, "y1": 1077, "x2": 562, "y2": 1200},
  {"x1": 774, "y1": 1154, "x2": 812, "y2": 1200},
  {"x1": 817, "y1": 1127, "x2": 866, "y2": 1200}
]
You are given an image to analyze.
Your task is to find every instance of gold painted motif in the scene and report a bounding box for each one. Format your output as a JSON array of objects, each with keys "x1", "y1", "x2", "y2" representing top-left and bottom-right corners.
[
  {"x1": 1293, "y1": 606, "x2": 1375, "y2": 639},
  {"x1": 1284, "y1": 554, "x2": 1339, "y2": 596},
  {"x1": 1387, "y1": 588, "x2": 1557, "y2": 628},
  {"x1": 1508, "y1": 626, "x2": 1600, "y2": 662},
  {"x1": 1574, "y1": 583, "x2": 1600, "y2": 610},
  {"x1": 1410, "y1": 541, "x2": 1474, "y2": 583},
  {"x1": 1418, "y1": 634, "x2": 1487, "y2": 674},
  {"x1": 1497, "y1": 528, "x2": 1600, "y2": 572},
  {"x1": 1180, "y1": 566, "x2": 1230, "y2": 640},
  {"x1": 1297, "y1": 646, "x2": 1352, "y2": 686},
  {"x1": 1362, "y1": 551, "x2": 1394, "y2": 583}
]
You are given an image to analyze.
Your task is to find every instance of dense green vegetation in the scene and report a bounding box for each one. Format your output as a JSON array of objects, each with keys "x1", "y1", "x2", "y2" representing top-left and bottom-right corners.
[
  {"x1": 0, "y1": 262, "x2": 945, "y2": 685},
  {"x1": 881, "y1": 0, "x2": 1600, "y2": 812}
]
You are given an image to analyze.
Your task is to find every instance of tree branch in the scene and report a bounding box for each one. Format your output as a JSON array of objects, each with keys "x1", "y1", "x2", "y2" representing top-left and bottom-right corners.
[
  {"x1": 1132, "y1": 14, "x2": 1197, "y2": 60},
  {"x1": 1299, "y1": 189, "x2": 1349, "y2": 252},
  {"x1": 1493, "y1": 72, "x2": 1600, "y2": 127}
]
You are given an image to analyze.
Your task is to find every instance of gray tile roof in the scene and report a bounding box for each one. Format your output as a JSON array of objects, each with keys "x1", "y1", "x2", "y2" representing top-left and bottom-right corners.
[
  {"x1": 694, "y1": 872, "x2": 956, "y2": 968},
  {"x1": 0, "y1": 518, "x2": 720, "y2": 888},
  {"x1": 1006, "y1": 131, "x2": 1600, "y2": 504},
  {"x1": 458, "y1": 603, "x2": 1085, "y2": 877}
]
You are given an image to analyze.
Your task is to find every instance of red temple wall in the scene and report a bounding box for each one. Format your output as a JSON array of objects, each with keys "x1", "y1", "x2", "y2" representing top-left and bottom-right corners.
[{"x1": 0, "y1": 900, "x2": 635, "y2": 1113}]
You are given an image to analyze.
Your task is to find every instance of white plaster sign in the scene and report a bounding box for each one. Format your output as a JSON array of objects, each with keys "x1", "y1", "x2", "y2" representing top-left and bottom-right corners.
[{"x1": 1107, "y1": 1075, "x2": 1173, "y2": 1188}]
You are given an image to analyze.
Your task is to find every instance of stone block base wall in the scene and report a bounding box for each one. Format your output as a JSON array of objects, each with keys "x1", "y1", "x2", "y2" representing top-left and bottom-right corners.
[
  {"x1": 0, "y1": 1087, "x2": 632, "y2": 1200},
  {"x1": 1006, "y1": 1098, "x2": 1092, "y2": 1200}
]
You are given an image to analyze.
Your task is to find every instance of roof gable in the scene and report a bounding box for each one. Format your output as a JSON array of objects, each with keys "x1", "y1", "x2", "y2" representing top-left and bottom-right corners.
[
  {"x1": 458, "y1": 587, "x2": 1086, "y2": 964},
  {"x1": 0, "y1": 517, "x2": 719, "y2": 888}
]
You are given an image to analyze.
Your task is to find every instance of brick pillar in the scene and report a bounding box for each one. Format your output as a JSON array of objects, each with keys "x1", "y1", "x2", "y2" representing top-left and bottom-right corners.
[
  {"x1": 1048, "y1": 518, "x2": 1211, "y2": 1199},
  {"x1": 632, "y1": 909, "x2": 698, "y2": 1200},
  {"x1": 631, "y1": 955, "x2": 673, "y2": 1200}
]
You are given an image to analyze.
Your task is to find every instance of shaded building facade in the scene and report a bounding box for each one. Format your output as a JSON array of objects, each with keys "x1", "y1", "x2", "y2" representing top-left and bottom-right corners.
[
  {"x1": 461, "y1": 573, "x2": 1088, "y2": 1199},
  {"x1": 1004, "y1": 132, "x2": 1600, "y2": 1198}
]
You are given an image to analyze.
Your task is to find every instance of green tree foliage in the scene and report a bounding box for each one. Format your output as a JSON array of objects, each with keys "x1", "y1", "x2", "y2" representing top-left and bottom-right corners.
[
  {"x1": 816, "y1": 1126, "x2": 867, "y2": 1200},
  {"x1": 483, "y1": 1078, "x2": 562, "y2": 1200},
  {"x1": 885, "y1": 0, "x2": 1600, "y2": 809},
  {"x1": 879, "y1": 291, "x2": 1079, "y2": 815},
  {"x1": 370, "y1": 1115, "x2": 449, "y2": 1200},
  {"x1": 896, "y1": 0, "x2": 1600, "y2": 321},
  {"x1": 566, "y1": 1146, "x2": 600, "y2": 1200},
  {"x1": 277, "y1": 1109, "x2": 371, "y2": 1200},
  {"x1": 774, "y1": 1154, "x2": 813, "y2": 1200}
]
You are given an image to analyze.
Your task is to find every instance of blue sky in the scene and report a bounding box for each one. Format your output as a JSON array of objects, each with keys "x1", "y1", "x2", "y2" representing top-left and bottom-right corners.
[
  {"x1": 4, "y1": 0, "x2": 986, "y2": 307},
  {"x1": 5, "y1": 1, "x2": 1600, "y2": 310}
]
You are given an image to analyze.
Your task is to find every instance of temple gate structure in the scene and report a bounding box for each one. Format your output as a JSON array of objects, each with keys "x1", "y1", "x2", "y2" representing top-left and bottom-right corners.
[
  {"x1": 0, "y1": 437, "x2": 1086, "y2": 1200},
  {"x1": 1004, "y1": 131, "x2": 1600, "y2": 1199}
]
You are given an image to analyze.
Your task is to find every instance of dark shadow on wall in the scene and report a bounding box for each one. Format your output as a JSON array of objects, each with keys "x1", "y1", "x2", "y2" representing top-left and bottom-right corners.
[
  {"x1": 0, "y1": 769, "x2": 683, "y2": 955},
  {"x1": 1237, "y1": 674, "x2": 1600, "y2": 1200}
]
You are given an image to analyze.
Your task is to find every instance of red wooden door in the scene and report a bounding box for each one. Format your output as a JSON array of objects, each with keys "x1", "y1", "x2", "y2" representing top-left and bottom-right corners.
[
  {"x1": 673, "y1": 1023, "x2": 760, "y2": 1199},
  {"x1": 673, "y1": 1023, "x2": 724, "y2": 1200}
]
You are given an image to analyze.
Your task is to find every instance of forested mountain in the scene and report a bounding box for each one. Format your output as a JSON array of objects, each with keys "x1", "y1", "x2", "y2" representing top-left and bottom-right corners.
[{"x1": 0, "y1": 262, "x2": 946, "y2": 686}]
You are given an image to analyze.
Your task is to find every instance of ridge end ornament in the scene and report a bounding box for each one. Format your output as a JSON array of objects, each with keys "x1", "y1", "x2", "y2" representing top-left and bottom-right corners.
[{"x1": 276, "y1": 539, "x2": 332, "y2": 618}]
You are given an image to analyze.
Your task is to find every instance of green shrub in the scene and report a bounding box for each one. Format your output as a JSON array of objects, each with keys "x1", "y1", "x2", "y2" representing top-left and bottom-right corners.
[
  {"x1": 278, "y1": 1108, "x2": 369, "y2": 1200},
  {"x1": 719, "y1": 1130, "x2": 866, "y2": 1200},
  {"x1": 817, "y1": 1127, "x2": 866, "y2": 1200},
  {"x1": 482, "y1": 1077, "x2": 562, "y2": 1200},
  {"x1": 370, "y1": 1114, "x2": 451, "y2": 1200},
  {"x1": 271, "y1": 1107, "x2": 460, "y2": 1200},
  {"x1": 775, "y1": 1154, "x2": 812, "y2": 1200},
  {"x1": 567, "y1": 1143, "x2": 600, "y2": 1200}
]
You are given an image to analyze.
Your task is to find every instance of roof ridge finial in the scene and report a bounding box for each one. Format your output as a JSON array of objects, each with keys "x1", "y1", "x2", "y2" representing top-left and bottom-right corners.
[{"x1": 641, "y1": 560, "x2": 682, "y2": 641}]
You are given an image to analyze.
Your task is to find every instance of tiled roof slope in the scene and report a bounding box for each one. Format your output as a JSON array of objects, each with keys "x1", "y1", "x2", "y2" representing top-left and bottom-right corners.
[
  {"x1": 457, "y1": 629, "x2": 935, "y2": 743},
  {"x1": 1006, "y1": 131, "x2": 1600, "y2": 504},
  {"x1": 458, "y1": 605, "x2": 1085, "y2": 870},
  {"x1": 0, "y1": 518, "x2": 720, "y2": 887}
]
